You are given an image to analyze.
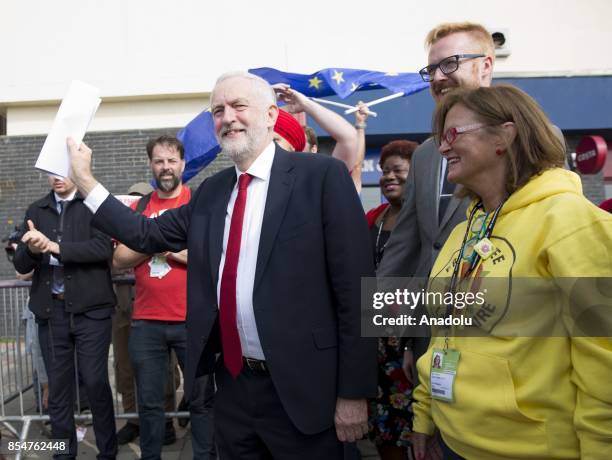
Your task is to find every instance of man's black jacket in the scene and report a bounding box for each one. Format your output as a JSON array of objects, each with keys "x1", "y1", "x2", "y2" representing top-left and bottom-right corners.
[{"x1": 13, "y1": 191, "x2": 116, "y2": 319}]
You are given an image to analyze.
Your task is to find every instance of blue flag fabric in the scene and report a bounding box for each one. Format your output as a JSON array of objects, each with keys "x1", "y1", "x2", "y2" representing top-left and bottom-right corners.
[
  {"x1": 177, "y1": 110, "x2": 221, "y2": 183},
  {"x1": 178, "y1": 68, "x2": 428, "y2": 182},
  {"x1": 249, "y1": 67, "x2": 429, "y2": 99}
]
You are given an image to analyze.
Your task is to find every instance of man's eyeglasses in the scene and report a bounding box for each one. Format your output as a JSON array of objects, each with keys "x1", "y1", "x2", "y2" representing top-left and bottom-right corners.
[
  {"x1": 419, "y1": 54, "x2": 485, "y2": 82},
  {"x1": 441, "y1": 123, "x2": 489, "y2": 145}
]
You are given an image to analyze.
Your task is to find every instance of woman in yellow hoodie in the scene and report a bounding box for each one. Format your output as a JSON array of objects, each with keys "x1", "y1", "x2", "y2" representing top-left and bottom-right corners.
[{"x1": 412, "y1": 85, "x2": 612, "y2": 460}]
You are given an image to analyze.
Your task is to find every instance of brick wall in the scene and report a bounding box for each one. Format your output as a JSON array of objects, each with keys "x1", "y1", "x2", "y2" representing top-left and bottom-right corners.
[{"x1": 0, "y1": 128, "x2": 232, "y2": 280}]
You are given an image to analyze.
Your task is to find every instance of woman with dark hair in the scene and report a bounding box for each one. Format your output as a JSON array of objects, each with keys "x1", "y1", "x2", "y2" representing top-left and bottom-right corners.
[
  {"x1": 366, "y1": 139, "x2": 419, "y2": 460},
  {"x1": 412, "y1": 85, "x2": 612, "y2": 460},
  {"x1": 367, "y1": 141, "x2": 419, "y2": 267}
]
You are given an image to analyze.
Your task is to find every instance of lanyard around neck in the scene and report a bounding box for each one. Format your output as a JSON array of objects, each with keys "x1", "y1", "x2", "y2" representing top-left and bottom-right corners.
[
  {"x1": 449, "y1": 199, "x2": 505, "y2": 295},
  {"x1": 374, "y1": 206, "x2": 390, "y2": 268},
  {"x1": 441, "y1": 199, "x2": 505, "y2": 350}
]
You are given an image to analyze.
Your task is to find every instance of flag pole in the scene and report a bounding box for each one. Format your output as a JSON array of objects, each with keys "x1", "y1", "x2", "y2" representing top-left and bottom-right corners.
[
  {"x1": 310, "y1": 98, "x2": 377, "y2": 117},
  {"x1": 311, "y1": 98, "x2": 353, "y2": 110},
  {"x1": 344, "y1": 92, "x2": 404, "y2": 115}
]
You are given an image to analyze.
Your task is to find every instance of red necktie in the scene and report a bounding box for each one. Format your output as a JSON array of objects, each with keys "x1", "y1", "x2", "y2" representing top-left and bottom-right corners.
[{"x1": 219, "y1": 173, "x2": 253, "y2": 378}]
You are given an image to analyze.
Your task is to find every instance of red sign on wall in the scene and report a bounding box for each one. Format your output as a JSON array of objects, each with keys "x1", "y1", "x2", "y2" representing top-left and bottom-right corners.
[{"x1": 575, "y1": 135, "x2": 607, "y2": 174}]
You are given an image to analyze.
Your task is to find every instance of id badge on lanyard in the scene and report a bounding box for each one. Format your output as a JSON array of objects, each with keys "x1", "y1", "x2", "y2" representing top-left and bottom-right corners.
[
  {"x1": 430, "y1": 348, "x2": 460, "y2": 402},
  {"x1": 149, "y1": 254, "x2": 171, "y2": 279}
]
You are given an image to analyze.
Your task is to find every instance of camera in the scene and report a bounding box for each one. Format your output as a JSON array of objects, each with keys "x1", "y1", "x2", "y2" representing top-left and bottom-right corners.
[{"x1": 3, "y1": 224, "x2": 25, "y2": 263}]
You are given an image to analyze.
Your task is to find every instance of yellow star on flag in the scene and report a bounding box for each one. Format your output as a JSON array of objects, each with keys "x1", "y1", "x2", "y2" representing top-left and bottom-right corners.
[
  {"x1": 350, "y1": 82, "x2": 359, "y2": 92},
  {"x1": 308, "y1": 76, "x2": 323, "y2": 90},
  {"x1": 331, "y1": 70, "x2": 345, "y2": 85}
]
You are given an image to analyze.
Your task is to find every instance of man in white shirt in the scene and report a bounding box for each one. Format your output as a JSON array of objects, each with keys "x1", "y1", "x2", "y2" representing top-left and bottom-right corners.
[{"x1": 66, "y1": 71, "x2": 376, "y2": 460}]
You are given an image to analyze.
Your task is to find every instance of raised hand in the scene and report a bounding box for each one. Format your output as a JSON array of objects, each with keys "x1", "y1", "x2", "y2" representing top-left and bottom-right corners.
[
  {"x1": 272, "y1": 83, "x2": 310, "y2": 114},
  {"x1": 355, "y1": 101, "x2": 370, "y2": 125},
  {"x1": 67, "y1": 138, "x2": 99, "y2": 196}
]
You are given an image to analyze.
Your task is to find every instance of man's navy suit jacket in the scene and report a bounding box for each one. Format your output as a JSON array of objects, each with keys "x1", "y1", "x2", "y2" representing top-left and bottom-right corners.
[{"x1": 93, "y1": 146, "x2": 377, "y2": 434}]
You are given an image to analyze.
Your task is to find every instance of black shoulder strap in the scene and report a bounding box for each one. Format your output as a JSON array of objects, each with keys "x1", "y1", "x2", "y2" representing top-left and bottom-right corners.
[{"x1": 135, "y1": 192, "x2": 153, "y2": 215}]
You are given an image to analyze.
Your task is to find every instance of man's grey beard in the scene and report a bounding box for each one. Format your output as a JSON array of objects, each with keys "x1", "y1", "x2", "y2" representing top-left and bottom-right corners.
[
  {"x1": 223, "y1": 144, "x2": 258, "y2": 167},
  {"x1": 220, "y1": 129, "x2": 263, "y2": 168},
  {"x1": 154, "y1": 174, "x2": 181, "y2": 192},
  {"x1": 218, "y1": 112, "x2": 271, "y2": 168}
]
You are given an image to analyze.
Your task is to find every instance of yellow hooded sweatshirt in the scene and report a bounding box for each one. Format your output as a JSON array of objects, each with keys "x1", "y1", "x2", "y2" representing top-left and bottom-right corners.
[{"x1": 412, "y1": 168, "x2": 612, "y2": 459}]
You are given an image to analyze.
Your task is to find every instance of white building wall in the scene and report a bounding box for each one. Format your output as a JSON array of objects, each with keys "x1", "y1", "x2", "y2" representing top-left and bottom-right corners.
[
  {"x1": 3, "y1": 0, "x2": 611, "y2": 135},
  {"x1": 6, "y1": 97, "x2": 209, "y2": 136}
]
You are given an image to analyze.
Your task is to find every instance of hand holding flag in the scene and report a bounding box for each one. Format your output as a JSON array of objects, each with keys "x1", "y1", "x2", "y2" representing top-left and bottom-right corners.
[
  {"x1": 251, "y1": 67, "x2": 427, "y2": 115},
  {"x1": 250, "y1": 67, "x2": 428, "y2": 98},
  {"x1": 274, "y1": 83, "x2": 377, "y2": 117}
]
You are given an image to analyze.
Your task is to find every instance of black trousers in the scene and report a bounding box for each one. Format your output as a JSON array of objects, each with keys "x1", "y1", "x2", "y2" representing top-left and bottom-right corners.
[
  {"x1": 38, "y1": 299, "x2": 116, "y2": 459},
  {"x1": 214, "y1": 364, "x2": 342, "y2": 460}
]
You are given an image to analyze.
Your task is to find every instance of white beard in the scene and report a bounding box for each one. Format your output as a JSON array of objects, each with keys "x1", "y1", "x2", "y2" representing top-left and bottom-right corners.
[
  {"x1": 218, "y1": 115, "x2": 269, "y2": 167},
  {"x1": 221, "y1": 135, "x2": 256, "y2": 165}
]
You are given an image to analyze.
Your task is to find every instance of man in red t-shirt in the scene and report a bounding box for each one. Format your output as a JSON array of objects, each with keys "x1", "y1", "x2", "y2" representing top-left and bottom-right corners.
[{"x1": 113, "y1": 135, "x2": 215, "y2": 459}]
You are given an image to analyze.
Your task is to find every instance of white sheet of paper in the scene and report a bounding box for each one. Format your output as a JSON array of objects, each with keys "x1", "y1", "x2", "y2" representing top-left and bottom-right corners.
[{"x1": 35, "y1": 80, "x2": 101, "y2": 178}]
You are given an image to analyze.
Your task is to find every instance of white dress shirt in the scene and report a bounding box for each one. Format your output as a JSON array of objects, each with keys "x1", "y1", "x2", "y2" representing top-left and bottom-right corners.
[
  {"x1": 50, "y1": 189, "x2": 76, "y2": 266},
  {"x1": 439, "y1": 157, "x2": 448, "y2": 199},
  {"x1": 85, "y1": 142, "x2": 276, "y2": 360},
  {"x1": 84, "y1": 185, "x2": 110, "y2": 213},
  {"x1": 217, "y1": 141, "x2": 274, "y2": 360},
  {"x1": 50, "y1": 190, "x2": 77, "y2": 293}
]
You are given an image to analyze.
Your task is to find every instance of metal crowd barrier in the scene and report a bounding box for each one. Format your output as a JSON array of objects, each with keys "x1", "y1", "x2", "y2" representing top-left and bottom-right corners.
[{"x1": 0, "y1": 278, "x2": 188, "y2": 460}]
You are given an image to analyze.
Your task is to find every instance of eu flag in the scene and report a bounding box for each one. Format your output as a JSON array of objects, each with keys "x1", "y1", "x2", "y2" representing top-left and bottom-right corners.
[
  {"x1": 249, "y1": 67, "x2": 428, "y2": 99},
  {"x1": 177, "y1": 110, "x2": 221, "y2": 183}
]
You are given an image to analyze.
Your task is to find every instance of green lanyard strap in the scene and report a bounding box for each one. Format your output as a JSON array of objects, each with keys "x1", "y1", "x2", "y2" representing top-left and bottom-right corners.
[{"x1": 448, "y1": 199, "x2": 506, "y2": 299}]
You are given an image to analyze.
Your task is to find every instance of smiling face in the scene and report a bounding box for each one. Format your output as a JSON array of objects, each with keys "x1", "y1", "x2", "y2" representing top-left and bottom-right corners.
[
  {"x1": 379, "y1": 155, "x2": 410, "y2": 206},
  {"x1": 211, "y1": 76, "x2": 277, "y2": 169},
  {"x1": 428, "y1": 32, "x2": 493, "y2": 103},
  {"x1": 150, "y1": 144, "x2": 184, "y2": 193},
  {"x1": 439, "y1": 103, "x2": 507, "y2": 198}
]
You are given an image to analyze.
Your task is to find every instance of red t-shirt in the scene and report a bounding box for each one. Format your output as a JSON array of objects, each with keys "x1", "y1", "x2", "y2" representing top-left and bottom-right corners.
[{"x1": 130, "y1": 186, "x2": 191, "y2": 321}]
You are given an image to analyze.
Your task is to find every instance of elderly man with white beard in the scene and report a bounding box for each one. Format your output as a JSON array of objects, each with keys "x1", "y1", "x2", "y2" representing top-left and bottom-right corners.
[{"x1": 66, "y1": 71, "x2": 377, "y2": 460}]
